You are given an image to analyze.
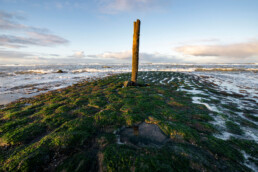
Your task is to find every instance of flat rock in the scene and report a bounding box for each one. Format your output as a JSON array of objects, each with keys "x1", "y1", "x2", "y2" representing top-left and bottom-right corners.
[{"x1": 119, "y1": 122, "x2": 168, "y2": 147}]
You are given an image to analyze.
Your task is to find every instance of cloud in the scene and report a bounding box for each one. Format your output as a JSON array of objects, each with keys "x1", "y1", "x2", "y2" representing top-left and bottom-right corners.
[
  {"x1": 72, "y1": 51, "x2": 86, "y2": 58},
  {"x1": 0, "y1": 10, "x2": 26, "y2": 30},
  {"x1": 0, "y1": 49, "x2": 107, "y2": 64},
  {"x1": 98, "y1": 50, "x2": 131, "y2": 59},
  {"x1": 88, "y1": 50, "x2": 183, "y2": 63},
  {"x1": 0, "y1": 33, "x2": 68, "y2": 48},
  {"x1": 98, "y1": 0, "x2": 168, "y2": 14},
  {"x1": 0, "y1": 48, "x2": 183, "y2": 64},
  {"x1": 140, "y1": 52, "x2": 183, "y2": 63},
  {"x1": 175, "y1": 40, "x2": 258, "y2": 58},
  {"x1": 0, "y1": 10, "x2": 68, "y2": 48},
  {"x1": 87, "y1": 50, "x2": 130, "y2": 60}
]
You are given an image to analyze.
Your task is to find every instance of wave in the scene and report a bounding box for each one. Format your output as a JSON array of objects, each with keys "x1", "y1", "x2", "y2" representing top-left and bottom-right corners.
[
  {"x1": 72, "y1": 69, "x2": 89, "y2": 73},
  {"x1": 14, "y1": 69, "x2": 53, "y2": 75},
  {"x1": 0, "y1": 66, "x2": 257, "y2": 78},
  {"x1": 53, "y1": 67, "x2": 258, "y2": 74},
  {"x1": 71, "y1": 68, "x2": 131, "y2": 73},
  {"x1": 195, "y1": 68, "x2": 258, "y2": 72},
  {"x1": 0, "y1": 63, "x2": 81, "y2": 66},
  {"x1": 0, "y1": 72, "x2": 16, "y2": 77}
]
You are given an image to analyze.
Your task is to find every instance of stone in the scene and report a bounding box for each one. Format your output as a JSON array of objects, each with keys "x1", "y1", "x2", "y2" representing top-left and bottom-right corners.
[
  {"x1": 118, "y1": 122, "x2": 168, "y2": 147},
  {"x1": 56, "y1": 70, "x2": 64, "y2": 73}
]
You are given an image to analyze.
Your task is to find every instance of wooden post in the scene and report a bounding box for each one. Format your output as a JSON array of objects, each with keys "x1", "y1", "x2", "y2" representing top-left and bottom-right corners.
[{"x1": 131, "y1": 19, "x2": 141, "y2": 83}]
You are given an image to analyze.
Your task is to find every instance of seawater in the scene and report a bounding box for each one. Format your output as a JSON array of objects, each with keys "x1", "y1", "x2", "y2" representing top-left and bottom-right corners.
[{"x1": 0, "y1": 63, "x2": 257, "y2": 105}]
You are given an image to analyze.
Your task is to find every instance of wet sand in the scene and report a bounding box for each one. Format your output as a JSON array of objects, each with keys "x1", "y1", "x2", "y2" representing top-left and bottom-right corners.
[{"x1": 0, "y1": 93, "x2": 40, "y2": 106}]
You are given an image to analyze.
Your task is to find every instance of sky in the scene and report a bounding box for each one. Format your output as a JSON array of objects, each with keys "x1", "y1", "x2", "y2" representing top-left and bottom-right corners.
[{"x1": 0, "y1": 0, "x2": 258, "y2": 64}]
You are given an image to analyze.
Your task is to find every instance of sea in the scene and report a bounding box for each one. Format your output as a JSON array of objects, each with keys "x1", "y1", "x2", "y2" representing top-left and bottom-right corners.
[{"x1": 0, "y1": 63, "x2": 257, "y2": 106}]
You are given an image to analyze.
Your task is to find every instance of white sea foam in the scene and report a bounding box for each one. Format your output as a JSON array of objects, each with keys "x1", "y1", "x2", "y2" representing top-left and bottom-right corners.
[
  {"x1": 236, "y1": 112, "x2": 258, "y2": 126},
  {"x1": 167, "y1": 77, "x2": 174, "y2": 83},
  {"x1": 160, "y1": 78, "x2": 168, "y2": 84},
  {"x1": 192, "y1": 97, "x2": 221, "y2": 113},
  {"x1": 1, "y1": 63, "x2": 257, "y2": 108},
  {"x1": 241, "y1": 151, "x2": 258, "y2": 172}
]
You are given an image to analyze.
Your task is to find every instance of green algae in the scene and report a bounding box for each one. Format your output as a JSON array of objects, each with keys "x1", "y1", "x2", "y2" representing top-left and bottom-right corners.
[
  {"x1": 226, "y1": 121, "x2": 244, "y2": 135},
  {"x1": 0, "y1": 72, "x2": 256, "y2": 171}
]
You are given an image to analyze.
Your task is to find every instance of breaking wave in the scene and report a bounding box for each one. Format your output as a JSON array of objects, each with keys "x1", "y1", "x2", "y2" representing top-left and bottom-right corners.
[
  {"x1": 195, "y1": 68, "x2": 258, "y2": 72},
  {"x1": 14, "y1": 69, "x2": 53, "y2": 75}
]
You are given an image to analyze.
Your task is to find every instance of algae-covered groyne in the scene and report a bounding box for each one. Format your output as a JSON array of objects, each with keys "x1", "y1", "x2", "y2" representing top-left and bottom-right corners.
[{"x1": 0, "y1": 72, "x2": 257, "y2": 171}]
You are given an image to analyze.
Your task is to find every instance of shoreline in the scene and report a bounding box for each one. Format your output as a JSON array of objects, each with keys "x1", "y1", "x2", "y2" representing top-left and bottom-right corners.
[
  {"x1": 0, "y1": 92, "x2": 49, "y2": 106},
  {"x1": 0, "y1": 76, "x2": 106, "y2": 106}
]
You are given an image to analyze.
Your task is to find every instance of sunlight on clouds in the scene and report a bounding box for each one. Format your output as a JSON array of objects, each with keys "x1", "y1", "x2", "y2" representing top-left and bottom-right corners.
[
  {"x1": 87, "y1": 50, "x2": 183, "y2": 63},
  {"x1": 101, "y1": 50, "x2": 131, "y2": 59},
  {"x1": 175, "y1": 40, "x2": 258, "y2": 58},
  {"x1": 73, "y1": 51, "x2": 86, "y2": 58}
]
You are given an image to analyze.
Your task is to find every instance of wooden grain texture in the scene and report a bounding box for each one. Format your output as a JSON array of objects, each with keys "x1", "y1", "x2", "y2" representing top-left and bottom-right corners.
[{"x1": 131, "y1": 19, "x2": 141, "y2": 83}]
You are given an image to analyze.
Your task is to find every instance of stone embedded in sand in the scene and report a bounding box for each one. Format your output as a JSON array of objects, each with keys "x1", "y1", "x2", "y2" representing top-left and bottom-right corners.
[
  {"x1": 56, "y1": 70, "x2": 64, "y2": 73},
  {"x1": 102, "y1": 66, "x2": 111, "y2": 68},
  {"x1": 119, "y1": 122, "x2": 168, "y2": 146}
]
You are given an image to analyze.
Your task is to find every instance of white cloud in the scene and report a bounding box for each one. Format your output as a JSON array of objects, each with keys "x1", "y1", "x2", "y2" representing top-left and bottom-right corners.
[
  {"x1": 175, "y1": 40, "x2": 258, "y2": 59},
  {"x1": 87, "y1": 50, "x2": 183, "y2": 63},
  {"x1": 100, "y1": 50, "x2": 131, "y2": 59},
  {"x1": 73, "y1": 51, "x2": 86, "y2": 58}
]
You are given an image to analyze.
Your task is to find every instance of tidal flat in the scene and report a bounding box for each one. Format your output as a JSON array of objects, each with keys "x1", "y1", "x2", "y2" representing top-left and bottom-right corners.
[{"x1": 0, "y1": 72, "x2": 257, "y2": 171}]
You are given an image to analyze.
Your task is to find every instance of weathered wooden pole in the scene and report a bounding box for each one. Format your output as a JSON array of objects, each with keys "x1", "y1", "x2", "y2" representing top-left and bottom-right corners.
[{"x1": 131, "y1": 19, "x2": 141, "y2": 84}]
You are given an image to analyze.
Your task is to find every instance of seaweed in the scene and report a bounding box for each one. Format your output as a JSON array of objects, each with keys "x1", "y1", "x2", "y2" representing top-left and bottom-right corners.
[{"x1": 0, "y1": 72, "x2": 256, "y2": 171}]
